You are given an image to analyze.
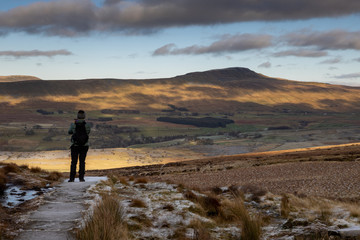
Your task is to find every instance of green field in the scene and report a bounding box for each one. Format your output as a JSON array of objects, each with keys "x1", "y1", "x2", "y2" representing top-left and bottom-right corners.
[{"x1": 1, "y1": 110, "x2": 360, "y2": 152}]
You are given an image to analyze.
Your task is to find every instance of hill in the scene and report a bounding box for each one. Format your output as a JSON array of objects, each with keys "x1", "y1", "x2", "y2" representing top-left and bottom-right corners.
[
  {"x1": 0, "y1": 67, "x2": 360, "y2": 113},
  {"x1": 0, "y1": 75, "x2": 41, "y2": 82}
]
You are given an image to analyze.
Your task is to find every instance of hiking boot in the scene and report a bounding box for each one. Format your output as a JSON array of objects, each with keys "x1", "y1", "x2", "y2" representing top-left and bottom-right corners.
[
  {"x1": 68, "y1": 179, "x2": 74, "y2": 182},
  {"x1": 79, "y1": 179, "x2": 85, "y2": 182}
]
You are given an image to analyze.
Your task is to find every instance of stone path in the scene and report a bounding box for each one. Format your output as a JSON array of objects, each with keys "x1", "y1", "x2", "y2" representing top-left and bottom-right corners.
[{"x1": 16, "y1": 177, "x2": 106, "y2": 240}]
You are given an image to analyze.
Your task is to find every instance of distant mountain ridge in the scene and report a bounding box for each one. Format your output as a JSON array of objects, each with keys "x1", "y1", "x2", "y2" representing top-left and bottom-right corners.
[
  {"x1": 0, "y1": 75, "x2": 41, "y2": 82},
  {"x1": 1, "y1": 67, "x2": 360, "y2": 113}
]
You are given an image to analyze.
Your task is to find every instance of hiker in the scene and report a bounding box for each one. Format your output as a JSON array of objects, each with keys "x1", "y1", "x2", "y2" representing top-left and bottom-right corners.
[{"x1": 68, "y1": 110, "x2": 91, "y2": 182}]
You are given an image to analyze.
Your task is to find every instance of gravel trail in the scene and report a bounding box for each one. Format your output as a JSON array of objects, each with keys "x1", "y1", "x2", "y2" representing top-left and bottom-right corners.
[{"x1": 15, "y1": 177, "x2": 106, "y2": 240}]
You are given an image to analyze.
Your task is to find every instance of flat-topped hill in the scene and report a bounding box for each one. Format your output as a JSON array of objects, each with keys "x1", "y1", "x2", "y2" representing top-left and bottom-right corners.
[
  {"x1": 1, "y1": 67, "x2": 359, "y2": 112},
  {"x1": 0, "y1": 75, "x2": 41, "y2": 82}
]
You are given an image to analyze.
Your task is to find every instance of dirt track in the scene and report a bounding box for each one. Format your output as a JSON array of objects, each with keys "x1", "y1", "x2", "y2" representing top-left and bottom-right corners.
[{"x1": 89, "y1": 143, "x2": 360, "y2": 200}]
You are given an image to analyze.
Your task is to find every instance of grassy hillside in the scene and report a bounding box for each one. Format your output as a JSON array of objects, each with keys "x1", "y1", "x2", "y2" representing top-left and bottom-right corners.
[
  {"x1": 0, "y1": 75, "x2": 41, "y2": 82},
  {"x1": 1, "y1": 67, "x2": 360, "y2": 113}
]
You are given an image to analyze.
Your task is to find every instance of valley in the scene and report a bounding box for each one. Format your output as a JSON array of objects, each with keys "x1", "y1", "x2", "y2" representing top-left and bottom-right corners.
[
  {"x1": 1, "y1": 68, "x2": 360, "y2": 239},
  {"x1": 1, "y1": 68, "x2": 359, "y2": 155}
]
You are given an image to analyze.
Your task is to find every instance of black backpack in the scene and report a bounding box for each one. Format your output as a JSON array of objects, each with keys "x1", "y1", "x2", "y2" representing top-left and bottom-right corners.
[{"x1": 71, "y1": 121, "x2": 89, "y2": 146}]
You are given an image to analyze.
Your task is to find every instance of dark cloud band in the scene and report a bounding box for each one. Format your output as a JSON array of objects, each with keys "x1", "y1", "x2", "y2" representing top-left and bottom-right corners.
[
  {"x1": 0, "y1": 0, "x2": 96, "y2": 37},
  {"x1": 1, "y1": 0, "x2": 360, "y2": 36}
]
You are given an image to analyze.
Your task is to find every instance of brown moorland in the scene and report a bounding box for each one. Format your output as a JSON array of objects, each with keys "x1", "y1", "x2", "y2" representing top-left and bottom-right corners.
[{"x1": 88, "y1": 143, "x2": 360, "y2": 200}]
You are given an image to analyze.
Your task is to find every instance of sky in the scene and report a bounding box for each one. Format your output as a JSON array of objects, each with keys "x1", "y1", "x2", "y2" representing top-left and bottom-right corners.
[{"x1": 0, "y1": 0, "x2": 360, "y2": 86}]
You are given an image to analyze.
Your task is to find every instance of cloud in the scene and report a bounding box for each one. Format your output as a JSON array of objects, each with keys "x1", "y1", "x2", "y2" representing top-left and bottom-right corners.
[
  {"x1": 0, "y1": 49, "x2": 73, "y2": 58},
  {"x1": 153, "y1": 34, "x2": 272, "y2": 55},
  {"x1": 354, "y1": 58, "x2": 360, "y2": 62},
  {"x1": 2, "y1": 0, "x2": 360, "y2": 36},
  {"x1": 320, "y1": 57, "x2": 342, "y2": 64},
  {"x1": 98, "y1": 0, "x2": 360, "y2": 28},
  {"x1": 258, "y1": 61, "x2": 271, "y2": 68},
  {"x1": 267, "y1": 30, "x2": 360, "y2": 60},
  {"x1": 335, "y1": 72, "x2": 360, "y2": 79},
  {"x1": 152, "y1": 44, "x2": 176, "y2": 55},
  {"x1": 153, "y1": 29, "x2": 360, "y2": 58},
  {"x1": 273, "y1": 49, "x2": 328, "y2": 58},
  {"x1": 0, "y1": 0, "x2": 96, "y2": 37},
  {"x1": 283, "y1": 30, "x2": 360, "y2": 50}
]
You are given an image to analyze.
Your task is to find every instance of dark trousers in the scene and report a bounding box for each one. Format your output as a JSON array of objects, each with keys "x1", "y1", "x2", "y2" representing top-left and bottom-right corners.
[{"x1": 70, "y1": 146, "x2": 89, "y2": 180}]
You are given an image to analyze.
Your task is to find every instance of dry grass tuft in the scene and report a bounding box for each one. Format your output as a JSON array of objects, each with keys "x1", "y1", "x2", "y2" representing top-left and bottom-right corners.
[
  {"x1": 45, "y1": 171, "x2": 63, "y2": 181},
  {"x1": 183, "y1": 190, "x2": 199, "y2": 202},
  {"x1": 241, "y1": 184, "x2": 267, "y2": 202},
  {"x1": 187, "y1": 219, "x2": 212, "y2": 240},
  {"x1": 3, "y1": 163, "x2": 20, "y2": 174},
  {"x1": 30, "y1": 166, "x2": 42, "y2": 173},
  {"x1": 338, "y1": 202, "x2": 360, "y2": 219},
  {"x1": 177, "y1": 183, "x2": 185, "y2": 192},
  {"x1": 129, "y1": 198, "x2": 147, "y2": 208},
  {"x1": 108, "y1": 174, "x2": 118, "y2": 185},
  {"x1": 172, "y1": 226, "x2": 188, "y2": 240},
  {"x1": 199, "y1": 195, "x2": 222, "y2": 217},
  {"x1": 241, "y1": 215, "x2": 262, "y2": 240},
  {"x1": 319, "y1": 208, "x2": 331, "y2": 225},
  {"x1": 228, "y1": 184, "x2": 244, "y2": 198},
  {"x1": 317, "y1": 202, "x2": 332, "y2": 225},
  {"x1": 19, "y1": 164, "x2": 29, "y2": 170},
  {"x1": 211, "y1": 186, "x2": 223, "y2": 195},
  {"x1": 76, "y1": 194, "x2": 129, "y2": 240},
  {"x1": 134, "y1": 177, "x2": 148, "y2": 184},
  {"x1": 349, "y1": 206, "x2": 360, "y2": 218},
  {"x1": 119, "y1": 177, "x2": 129, "y2": 185},
  {"x1": 188, "y1": 205, "x2": 206, "y2": 216},
  {"x1": 281, "y1": 194, "x2": 290, "y2": 218},
  {"x1": 280, "y1": 194, "x2": 343, "y2": 225},
  {"x1": 222, "y1": 197, "x2": 262, "y2": 240},
  {"x1": 183, "y1": 190, "x2": 222, "y2": 217}
]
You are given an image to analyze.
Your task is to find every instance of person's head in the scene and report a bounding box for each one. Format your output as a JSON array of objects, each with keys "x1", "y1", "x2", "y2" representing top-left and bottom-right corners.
[{"x1": 77, "y1": 110, "x2": 86, "y2": 119}]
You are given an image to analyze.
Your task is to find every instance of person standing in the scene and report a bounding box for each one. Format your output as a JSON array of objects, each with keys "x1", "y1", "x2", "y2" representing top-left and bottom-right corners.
[{"x1": 68, "y1": 110, "x2": 91, "y2": 182}]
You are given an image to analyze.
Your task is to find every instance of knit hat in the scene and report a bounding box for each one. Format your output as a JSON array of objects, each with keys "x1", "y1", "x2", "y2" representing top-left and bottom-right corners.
[{"x1": 77, "y1": 110, "x2": 86, "y2": 119}]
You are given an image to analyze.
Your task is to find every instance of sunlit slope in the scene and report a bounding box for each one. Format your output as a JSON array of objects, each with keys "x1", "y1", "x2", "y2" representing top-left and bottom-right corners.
[
  {"x1": 0, "y1": 75, "x2": 41, "y2": 82},
  {"x1": 1, "y1": 67, "x2": 360, "y2": 112}
]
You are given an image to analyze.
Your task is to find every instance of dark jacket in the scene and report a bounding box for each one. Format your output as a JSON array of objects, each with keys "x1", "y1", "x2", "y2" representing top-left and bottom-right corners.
[{"x1": 68, "y1": 119, "x2": 91, "y2": 147}]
